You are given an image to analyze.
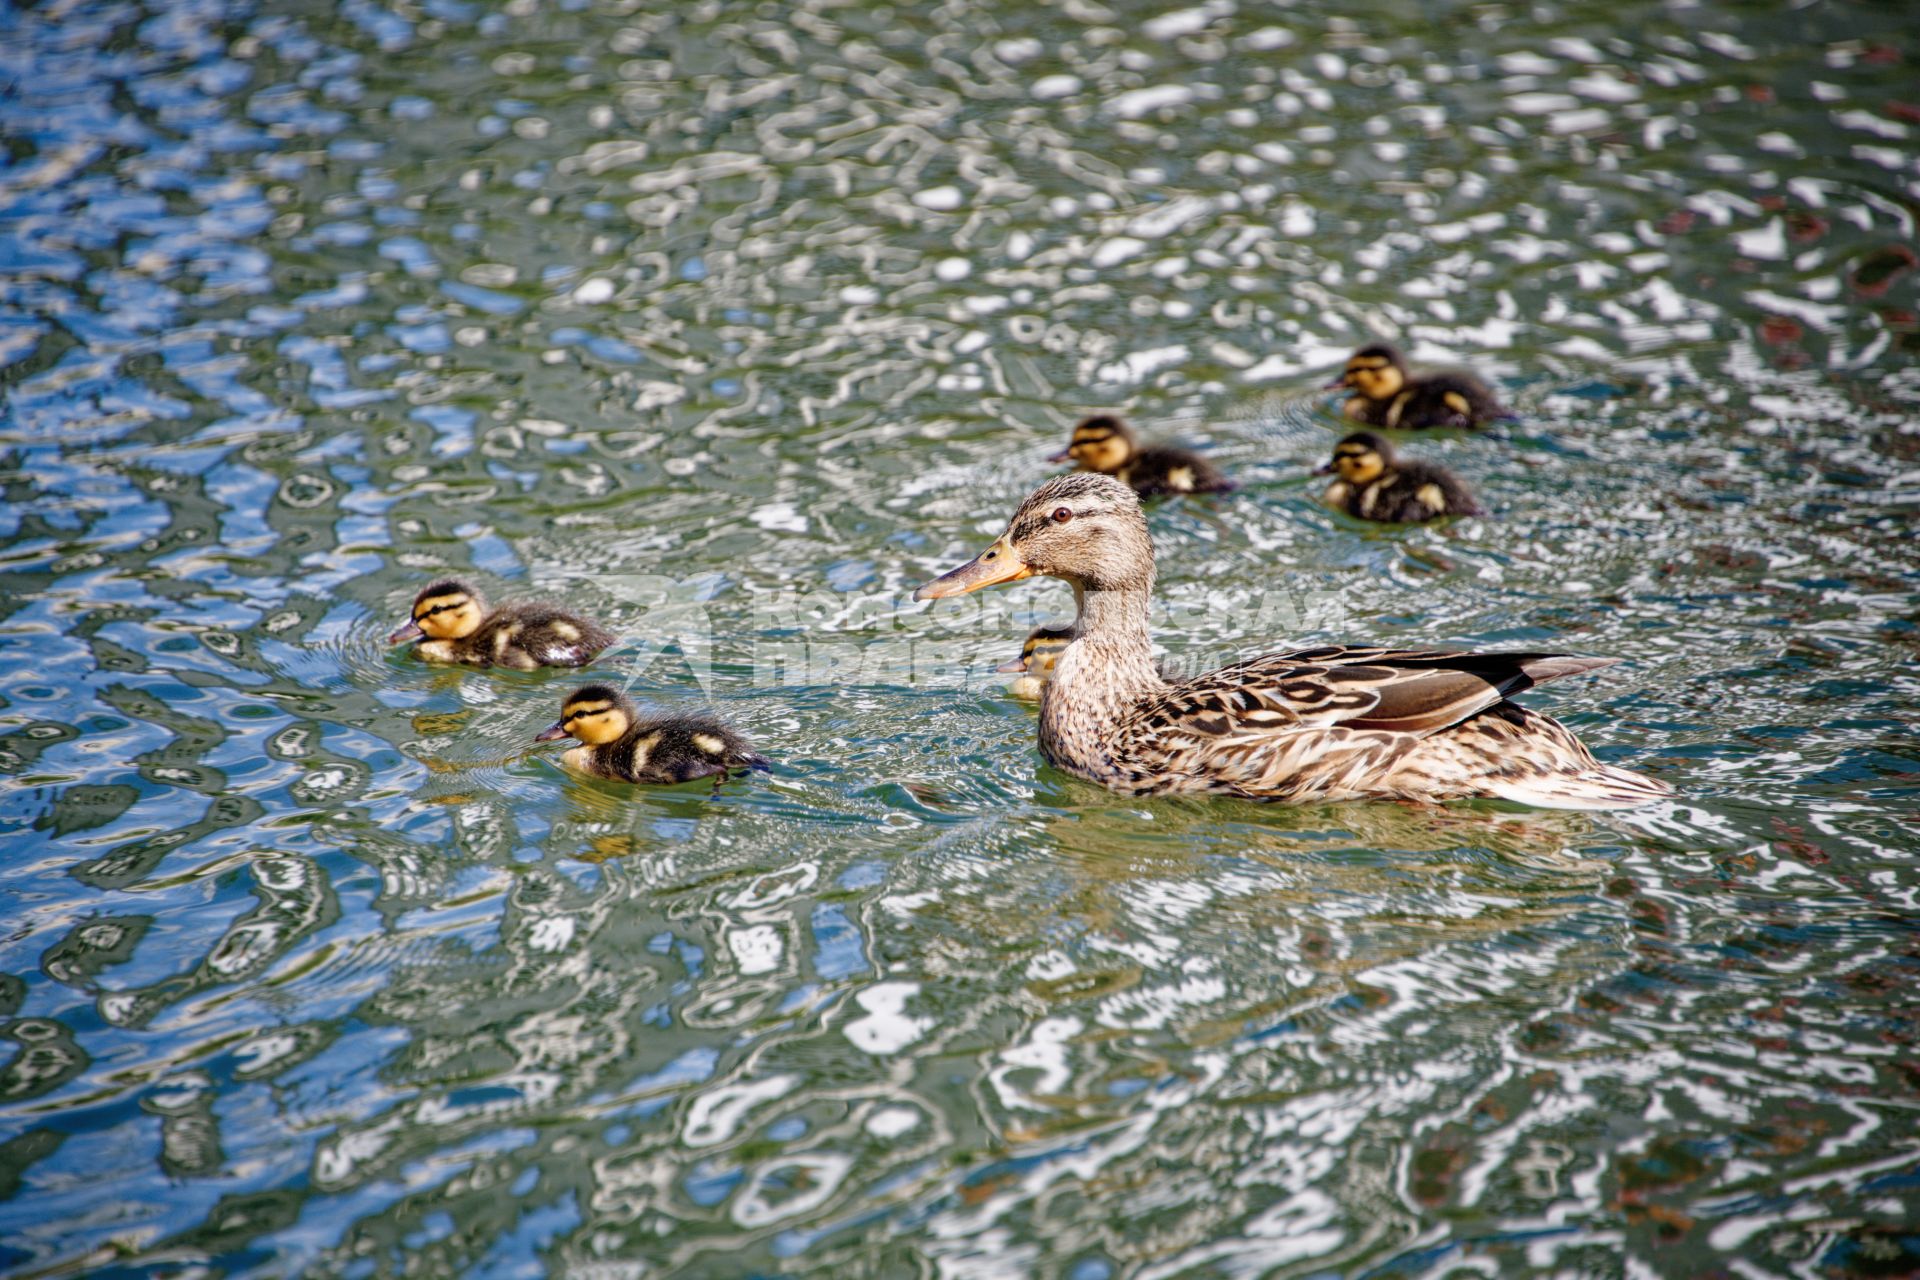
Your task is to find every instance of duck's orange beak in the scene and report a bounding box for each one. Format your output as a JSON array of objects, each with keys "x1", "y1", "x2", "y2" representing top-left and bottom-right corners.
[{"x1": 913, "y1": 535, "x2": 1033, "y2": 600}]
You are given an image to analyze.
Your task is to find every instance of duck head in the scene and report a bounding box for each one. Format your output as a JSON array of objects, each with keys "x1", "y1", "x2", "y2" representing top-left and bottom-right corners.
[
  {"x1": 389, "y1": 579, "x2": 486, "y2": 644},
  {"x1": 1315, "y1": 430, "x2": 1394, "y2": 485},
  {"x1": 915, "y1": 473, "x2": 1154, "y2": 600},
  {"x1": 1047, "y1": 415, "x2": 1138, "y2": 475},
  {"x1": 536, "y1": 684, "x2": 634, "y2": 745},
  {"x1": 996, "y1": 624, "x2": 1076, "y2": 676},
  {"x1": 1326, "y1": 344, "x2": 1408, "y2": 400}
]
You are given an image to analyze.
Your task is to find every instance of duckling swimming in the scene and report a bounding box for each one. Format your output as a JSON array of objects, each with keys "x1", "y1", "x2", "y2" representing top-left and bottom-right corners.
[
  {"x1": 1328, "y1": 344, "x2": 1509, "y2": 429},
  {"x1": 388, "y1": 578, "x2": 615, "y2": 670},
  {"x1": 534, "y1": 684, "x2": 769, "y2": 786},
  {"x1": 1317, "y1": 431, "x2": 1483, "y2": 523},
  {"x1": 998, "y1": 624, "x2": 1075, "y2": 700},
  {"x1": 1049, "y1": 415, "x2": 1234, "y2": 497}
]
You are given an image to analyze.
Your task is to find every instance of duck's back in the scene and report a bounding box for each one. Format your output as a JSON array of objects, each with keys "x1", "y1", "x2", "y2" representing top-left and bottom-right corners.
[
  {"x1": 1401, "y1": 371, "x2": 1506, "y2": 428},
  {"x1": 651, "y1": 713, "x2": 768, "y2": 780},
  {"x1": 473, "y1": 603, "x2": 616, "y2": 669},
  {"x1": 1355, "y1": 462, "x2": 1481, "y2": 522},
  {"x1": 1093, "y1": 646, "x2": 1667, "y2": 808},
  {"x1": 1346, "y1": 371, "x2": 1507, "y2": 430},
  {"x1": 1123, "y1": 445, "x2": 1234, "y2": 496},
  {"x1": 585, "y1": 712, "x2": 768, "y2": 783}
]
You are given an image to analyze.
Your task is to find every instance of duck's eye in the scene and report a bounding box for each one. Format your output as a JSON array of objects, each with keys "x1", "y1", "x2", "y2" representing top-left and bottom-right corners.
[{"x1": 1051, "y1": 507, "x2": 1073, "y2": 524}]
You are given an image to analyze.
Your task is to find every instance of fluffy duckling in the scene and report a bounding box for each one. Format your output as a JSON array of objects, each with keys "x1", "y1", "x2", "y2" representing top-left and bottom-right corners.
[
  {"x1": 997, "y1": 624, "x2": 1075, "y2": 700},
  {"x1": 388, "y1": 579, "x2": 614, "y2": 670},
  {"x1": 1317, "y1": 431, "x2": 1483, "y2": 523},
  {"x1": 1049, "y1": 415, "x2": 1234, "y2": 498},
  {"x1": 1328, "y1": 344, "x2": 1509, "y2": 429},
  {"x1": 534, "y1": 684, "x2": 769, "y2": 786}
]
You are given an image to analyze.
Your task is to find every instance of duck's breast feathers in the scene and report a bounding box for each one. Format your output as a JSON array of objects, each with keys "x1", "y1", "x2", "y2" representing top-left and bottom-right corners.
[
  {"x1": 1132, "y1": 648, "x2": 1618, "y2": 742},
  {"x1": 1130, "y1": 445, "x2": 1234, "y2": 495}
]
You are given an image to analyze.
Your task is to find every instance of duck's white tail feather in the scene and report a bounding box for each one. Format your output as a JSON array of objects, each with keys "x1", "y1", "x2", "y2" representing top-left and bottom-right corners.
[{"x1": 1485, "y1": 763, "x2": 1672, "y2": 811}]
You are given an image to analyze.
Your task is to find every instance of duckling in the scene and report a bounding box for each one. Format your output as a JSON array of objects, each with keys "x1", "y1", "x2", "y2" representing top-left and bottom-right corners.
[
  {"x1": 1049, "y1": 415, "x2": 1234, "y2": 497},
  {"x1": 1328, "y1": 344, "x2": 1509, "y2": 429},
  {"x1": 997, "y1": 624, "x2": 1075, "y2": 699},
  {"x1": 1316, "y1": 431, "x2": 1483, "y2": 523},
  {"x1": 388, "y1": 578, "x2": 615, "y2": 670},
  {"x1": 534, "y1": 684, "x2": 769, "y2": 787},
  {"x1": 915, "y1": 473, "x2": 1669, "y2": 809},
  {"x1": 998, "y1": 623, "x2": 1180, "y2": 698}
]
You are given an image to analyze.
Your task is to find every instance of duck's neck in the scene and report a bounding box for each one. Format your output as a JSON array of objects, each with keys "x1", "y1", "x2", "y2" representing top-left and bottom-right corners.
[{"x1": 1039, "y1": 583, "x2": 1164, "y2": 780}]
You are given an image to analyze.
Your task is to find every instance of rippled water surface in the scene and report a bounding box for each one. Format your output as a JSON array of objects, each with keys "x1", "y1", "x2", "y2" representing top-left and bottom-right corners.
[{"x1": 3, "y1": 0, "x2": 1919, "y2": 1274}]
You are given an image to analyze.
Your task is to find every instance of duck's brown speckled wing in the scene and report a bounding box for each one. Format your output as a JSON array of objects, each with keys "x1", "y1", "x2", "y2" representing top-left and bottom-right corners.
[
  {"x1": 1107, "y1": 647, "x2": 1627, "y2": 801},
  {"x1": 1159, "y1": 646, "x2": 1613, "y2": 728}
]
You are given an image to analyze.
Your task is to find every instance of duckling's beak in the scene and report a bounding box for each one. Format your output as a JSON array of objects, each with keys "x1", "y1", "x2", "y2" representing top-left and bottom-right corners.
[
  {"x1": 534, "y1": 721, "x2": 569, "y2": 743},
  {"x1": 995, "y1": 656, "x2": 1030, "y2": 674},
  {"x1": 388, "y1": 620, "x2": 423, "y2": 644},
  {"x1": 1322, "y1": 375, "x2": 1348, "y2": 390},
  {"x1": 914, "y1": 536, "x2": 1033, "y2": 600},
  {"x1": 1045, "y1": 447, "x2": 1073, "y2": 463},
  {"x1": 1313, "y1": 461, "x2": 1335, "y2": 475}
]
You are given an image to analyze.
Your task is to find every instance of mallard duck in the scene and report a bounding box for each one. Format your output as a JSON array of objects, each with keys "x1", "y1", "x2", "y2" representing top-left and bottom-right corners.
[
  {"x1": 915, "y1": 474, "x2": 1668, "y2": 809},
  {"x1": 1328, "y1": 344, "x2": 1509, "y2": 429},
  {"x1": 1317, "y1": 430, "x2": 1483, "y2": 523},
  {"x1": 533, "y1": 684, "x2": 768, "y2": 786},
  {"x1": 1049, "y1": 415, "x2": 1234, "y2": 497},
  {"x1": 997, "y1": 624, "x2": 1075, "y2": 700},
  {"x1": 388, "y1": 579, "x2": 615, "y2": 670}
]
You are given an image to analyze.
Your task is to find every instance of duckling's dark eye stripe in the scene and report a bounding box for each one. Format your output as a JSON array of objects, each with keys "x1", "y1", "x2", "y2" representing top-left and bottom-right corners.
[{"x1": 414, "y1": 601, "x2": 463, "y2": 620}]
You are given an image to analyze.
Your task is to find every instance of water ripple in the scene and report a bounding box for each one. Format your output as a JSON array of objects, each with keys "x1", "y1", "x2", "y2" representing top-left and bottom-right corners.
[{"x1": 1, "y1": 0, "x2": 1918, "y2": 1275}]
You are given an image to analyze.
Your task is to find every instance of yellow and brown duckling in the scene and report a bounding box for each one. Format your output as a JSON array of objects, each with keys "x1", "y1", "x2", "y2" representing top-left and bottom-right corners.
[
  {"x1": 534, "y1": 684, "x2": 769, "y2": 786},
  {"x1": 916, "y1": 473, "x2": 1669, "y2": 809},
  {"x1": 1049, "y1": 415, "x2": 1235, "y2": 498},
  {"x1": 1328, "y1": 344, "x2": 1510, "y2": 429},
  {"x1": 388, "y1": 578, "x2": 615, "y2": 670},
  {"x1": 1317, "y1": 431, "x2": 1483, "y2": 523},
  {"x1": 997, "y1": 624, "x2": 1075, "y2": 700}
]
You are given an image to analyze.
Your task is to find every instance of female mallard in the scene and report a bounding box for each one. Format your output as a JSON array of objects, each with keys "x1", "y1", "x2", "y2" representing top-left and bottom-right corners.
[
  {"x1": 1328, "y1": 344, "x2": 1509, "y2": 429},
  {"x1": 388, "y1": 578, "x2": 614, "y2": 670},
  {"x1": 1317, "y1": 430, "x2": 1483, "y2": 523},
  {"x1": 916, "y1": 474, "x2": 1668, "y2": 809},
  {"x1": 1049, "y1": 415, "x2": 1235, "y2": 497},
  {"x1": 997, "y1": 624, "x2": 1075, "y2": 700},
  {"x1": 534, "y1": 684, "x2": 768, "y2": 786}
]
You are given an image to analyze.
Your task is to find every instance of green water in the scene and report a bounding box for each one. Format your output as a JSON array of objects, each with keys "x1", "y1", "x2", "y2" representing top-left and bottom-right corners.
[{"x1": 2, "y1": 0, "x2": 1918, "y2": 1275}]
